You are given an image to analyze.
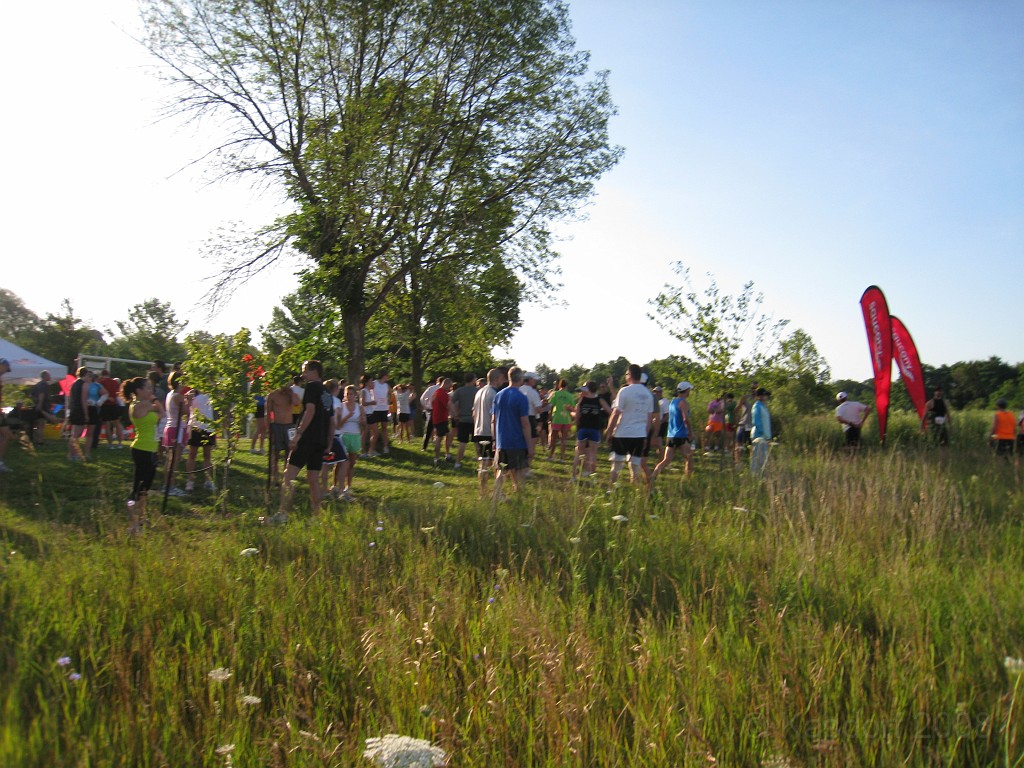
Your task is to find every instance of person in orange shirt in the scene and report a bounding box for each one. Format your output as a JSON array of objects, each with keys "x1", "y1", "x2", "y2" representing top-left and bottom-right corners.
[{"x1": 991, "y1": 398, "x2": 1016, "y2": 459}]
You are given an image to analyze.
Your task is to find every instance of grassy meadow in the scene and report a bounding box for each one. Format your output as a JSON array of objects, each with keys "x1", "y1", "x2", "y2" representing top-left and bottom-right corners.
[{"x1": 1, "y1": 411, "x2": 1022, "y2": 767}]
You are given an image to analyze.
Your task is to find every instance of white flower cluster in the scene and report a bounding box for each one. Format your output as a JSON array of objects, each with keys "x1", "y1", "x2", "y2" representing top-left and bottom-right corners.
[
  {"x1": 363, "y1": 734, "x2": 446, "y2": 768},
  {"x1": 208, "y1": 667, "x2": 232, "y2": 683},
  {"x1": 1005, "y1": 656, "x2": 1024, "y2": 677}
]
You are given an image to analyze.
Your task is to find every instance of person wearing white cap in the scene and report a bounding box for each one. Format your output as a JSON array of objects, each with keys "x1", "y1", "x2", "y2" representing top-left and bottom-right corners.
[
  {"x1": 651, "y1": 381, "x2": 694, "y2": 483},
  {"x1": 835, "y1": 391, "x2": 871, "y2": 451}
]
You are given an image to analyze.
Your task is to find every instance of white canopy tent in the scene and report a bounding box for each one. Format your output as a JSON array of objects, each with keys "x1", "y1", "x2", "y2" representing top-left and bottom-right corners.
[{"x1": 0, "y1": 338, "x2": 69, "y2": 384}]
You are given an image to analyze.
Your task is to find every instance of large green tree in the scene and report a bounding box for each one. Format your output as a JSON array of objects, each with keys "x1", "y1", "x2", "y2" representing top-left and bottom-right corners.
[
  {"x1": 142, "y1": 0, "x2": 620, "y2": 381},
  {"x1": 649, "y1": 264, "x2": 789, "y2": 394},
  {"x1": 29, "y1": 300, "x2": 105, "y2": 370},
  {"x1": 0, "y1": 289, "x2": 40, "y2": 347},
  {"x1": 105, "y1": 299, "x2": 187, "y2": 365}
]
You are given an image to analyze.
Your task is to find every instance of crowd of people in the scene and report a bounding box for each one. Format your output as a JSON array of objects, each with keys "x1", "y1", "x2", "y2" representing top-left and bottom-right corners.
[{"x1": 1, "y1": 356, "x2": 1023, "y2": 533}]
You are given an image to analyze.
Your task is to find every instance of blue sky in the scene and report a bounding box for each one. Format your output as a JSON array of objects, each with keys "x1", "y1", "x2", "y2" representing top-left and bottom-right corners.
[{"x1": 1, "y1": 1, "x2": 1021, "y2": 381}]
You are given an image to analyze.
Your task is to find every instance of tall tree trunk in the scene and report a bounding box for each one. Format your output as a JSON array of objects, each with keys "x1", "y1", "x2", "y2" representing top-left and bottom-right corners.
[{"x1": 343, "y1": 308, "x2": 366, "y2": 384}]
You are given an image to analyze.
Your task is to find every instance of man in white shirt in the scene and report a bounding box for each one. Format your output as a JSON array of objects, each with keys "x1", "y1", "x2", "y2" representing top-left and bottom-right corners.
[
  {"x1": 835, "y1": 391, "x2": 871, "y2": 451},
  {"x1": 368, "y1": 371, "x2": 392, "y2": 456},
  {"x1": 472, "y1": 367, "x2": 506, "y2": 496},
  {"x1": 605, "y1": 363, "x2": 658, "y2": 486},
  {"x1": 521, "y1": 372, "x2": 543, "y2": 472}
]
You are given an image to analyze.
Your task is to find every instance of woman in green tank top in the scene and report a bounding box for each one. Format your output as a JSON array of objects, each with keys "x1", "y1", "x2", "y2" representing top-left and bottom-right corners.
[{"x1": 121, "y1": 377, "x2": 165, "y2": 534}]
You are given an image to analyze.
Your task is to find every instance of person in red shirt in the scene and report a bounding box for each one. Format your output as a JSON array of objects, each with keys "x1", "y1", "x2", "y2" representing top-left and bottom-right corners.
[
  {"x1": 97, "y1": 369, "x2": 125, "y2": 448},
  {"x1": 431, "y1": 377, "x2": 452, "y2": 467}
]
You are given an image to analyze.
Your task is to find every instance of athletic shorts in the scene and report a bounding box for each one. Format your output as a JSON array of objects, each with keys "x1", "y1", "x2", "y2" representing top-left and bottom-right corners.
[
  {"x1": 658, "y1": 422, "x2": 668, "y2": 438},
  {"x1": 368, "y1": 410, "x2": 389, "y2": 425},
  {"x1": 528, "y1": 415, "x2": 538, "y2": 439},
  {"x1": 736, "y1": 427, "x2": 751, "y2": 446},
  {"x1": 610, "y1": 436, "x2": 647, "y2": 459},
  {"x1": 288, "y1": 439, "x2": 326, "y2": 471},
  {"x1": 189, "y1": 428, "x2": 216, "y2": 448},
  {"x1": 341, "y1": 433, "x2": 362, "y2": 455},
  {"x1": 576, "y1": 427, "x2": 601, "y2": 444},
  {"x1": 324, "y1": 437, "x2": 348, "y2": 465},
  {"x1": 100, "y1": 401, "x2": 121, "y2": 422},
  {"x1": 705, "y1": 422, "x2": 723, "y2": 433},
  {"x1": 497, "y1": 448, "x2": 528, "y2": 470},
  {"x1": 398, "y1": 413, "x2": 411, "y2": 423},
  {"x1": 162, "y1": 424, "x2": 188, "y2": 448},
  {"x1": 473, "y1": 435, "x2": 494, "y2": 461},
  {"x1": 995, "y1": 439, "x2": 1015, "y2": 457},
  {"x1": 270, "y1": 423, "x2": 291, "y2": 452},
  {"x1": 667, "y1": 436, "x2": 691, "y2": 449},
  {"x1": 457, "y1": 421, "x2": 473, "y2": 444},
  {"x1": 432, "y1": 421, "x2": 450, "y2": 438},
  {"x1": 844, "y1": 426, "x2": 861, "y2": 446},
  {"x1": 551, "y1": 422, "x2": 571, "y2": 433}
]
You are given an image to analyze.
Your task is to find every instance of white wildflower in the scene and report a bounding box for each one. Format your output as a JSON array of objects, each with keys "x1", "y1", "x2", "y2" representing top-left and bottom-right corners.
[
  {"x1": 363, "y1": 734, "x2": 446, "y2": 768},
  {"x1": 215, "y1": 744, "x2": 235, "y2": 755},
  {"x1": 732, "y1": 506, "x2": 750, "y2": 513},
  {"x1": 568, "y1": 537, "x2": 581, "y2": 544},
  {"x1": 1005, "y1": 656, "x2": 1024, "y2": 677},
  {"x1": 432, "y1": 482, "x2": 445, "y2": 489},
  {"x1": 240, "y1": 547, "x2": 259, "y2": 557},
  {"x1": 238, "y1": 694, "x2": 262, "y2": 706},
  {"x1": 208, "y1": 667, "x2": 232, "y2": 682},
  {"x1": 611, "y1": 514, "x2": 628, "y2": 523}
]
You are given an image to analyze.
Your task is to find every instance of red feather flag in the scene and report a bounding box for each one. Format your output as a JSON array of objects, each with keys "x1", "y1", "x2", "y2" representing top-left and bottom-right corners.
[
  {"x1": 890, "y1": 315, "x2": 927, "y2": 421},
  {"x1": 860, "y1": 286, "x2": 892, "y2": 444}
]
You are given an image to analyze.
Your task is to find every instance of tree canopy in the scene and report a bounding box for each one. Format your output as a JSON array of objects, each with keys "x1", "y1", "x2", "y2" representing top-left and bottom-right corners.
[{"x1": 142, "y1": 0, "x2": 621, "y2": 381}]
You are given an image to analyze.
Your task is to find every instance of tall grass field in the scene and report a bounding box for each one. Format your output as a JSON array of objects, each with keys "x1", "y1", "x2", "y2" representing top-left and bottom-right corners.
[{"x1": 1, "y1": 411, "x2": 1022, "y2": 767}]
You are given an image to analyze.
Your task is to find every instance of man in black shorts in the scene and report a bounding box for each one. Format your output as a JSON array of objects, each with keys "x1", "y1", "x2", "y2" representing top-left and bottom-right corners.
[{"x1": 273, "y1": 360, "x2": 333, "y2": 521}]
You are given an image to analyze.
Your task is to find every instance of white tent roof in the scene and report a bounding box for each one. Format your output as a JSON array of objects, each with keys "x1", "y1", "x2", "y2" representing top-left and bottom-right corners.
[{"x1": 0, "y1": 338, "x2": 69, "y2": 384}]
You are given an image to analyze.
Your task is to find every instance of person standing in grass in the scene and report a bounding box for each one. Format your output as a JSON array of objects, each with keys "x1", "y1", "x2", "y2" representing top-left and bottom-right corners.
[
  {"x1": 321, "y1": 379, "x2": 348, "y2": 499},
  {"x1": 184, "y1": 387, "x2": 217, "y2": 493},
  {"x1": 266, "y1": 379, "x2": 300, "y2": 485},
  {"x1": 605, "y1": 363, "x2": 658, "y2": 487},
  {"x1": 991, "y1": 398, "x2": 1016, "y2": 460},
  {"x1": 336, "y1": 383, "x2": 367, "y2": 501},
  {"x1": 450, "y1": 373, "x2": 478, "y2": 470},
  {"x1": 97, "y1": 369, "x2": 124, "y2": 448},
  {"x1": 67, "y1": 366, "x2": 93, "y2": 462},
  {"x1": 121, "y1": 376, "x2": 165, "y2": 535},
  {"x1": 472, "y1": 368, "x2": 505, "y2": 497},
  {"x1": 162, "y1": 371, "x2": 190, "y2": 497},
  {"x1": 491, "y1": 366, "x2": 532, "y2": 499},
  {"x1": 275, "y1": 360, "x2": 333, "y2": 520},
  {"x1": 431, "y1": 377, "x2": 453, "y2": 467},
  {"x1": 571, "y1": 380, "x2": 611, "y2": 482},
  {"x1": 922, "y1": 387, "x2": 950, "y2": 446},
  {"x1": 547, "y1": 378, "x2": 575, "y2": 461},
  {"x1": 651, "y1": 381, "x2": 695, "y2": 483},
  {"x1": 394, "y1": 383, "x2": 413, "y2": 443},
  {"x1": 750, "y1": 388, "x2": 773, "y2": 475},
  {"x1": 367, "y1": 371, "x2": 391, "y2": 456},
  {"x1": 835, "y1": 391, "x2": 871, "y2": 452}
]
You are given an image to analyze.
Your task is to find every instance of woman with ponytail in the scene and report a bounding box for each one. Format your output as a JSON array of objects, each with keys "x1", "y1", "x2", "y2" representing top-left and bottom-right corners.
[{"x1": 121, "y1": 376, "x2": 165, "y2": 534}]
